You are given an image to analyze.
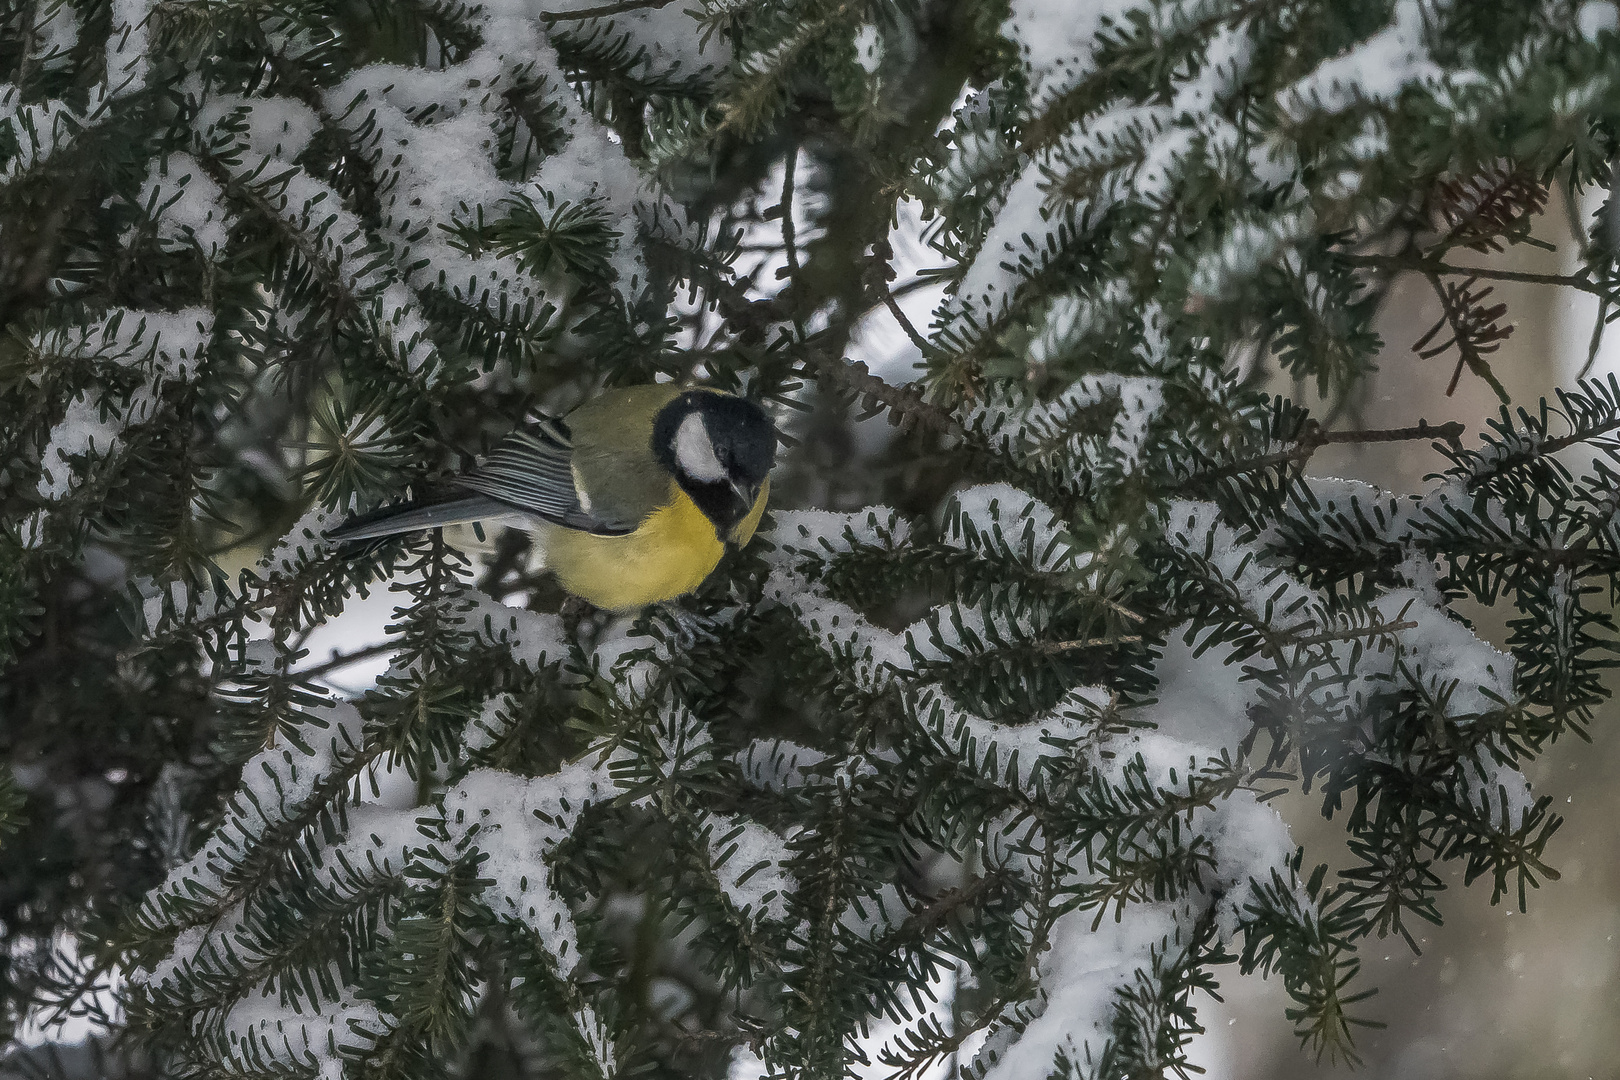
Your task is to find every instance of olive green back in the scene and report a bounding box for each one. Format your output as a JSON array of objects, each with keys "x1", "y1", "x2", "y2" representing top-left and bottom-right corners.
[{"x1": 566, "y1": 383, "x2": 684, "y2": 529}]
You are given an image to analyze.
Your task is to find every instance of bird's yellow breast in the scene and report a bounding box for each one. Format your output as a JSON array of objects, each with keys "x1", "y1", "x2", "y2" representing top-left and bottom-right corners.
[{"x1": 546, "y1": 479, "x2": 768, "y2": 611}]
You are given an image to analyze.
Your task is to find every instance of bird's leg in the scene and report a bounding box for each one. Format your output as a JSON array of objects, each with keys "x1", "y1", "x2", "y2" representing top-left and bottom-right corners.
[{"x1": 657, "y1": 605, "x2": 702, "y2": 650}]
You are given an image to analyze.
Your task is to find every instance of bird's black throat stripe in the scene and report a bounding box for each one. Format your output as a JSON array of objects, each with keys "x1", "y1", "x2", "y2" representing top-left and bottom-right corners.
[{"x1": 681, "y1": 477, "x2": 752, "y2": 537}]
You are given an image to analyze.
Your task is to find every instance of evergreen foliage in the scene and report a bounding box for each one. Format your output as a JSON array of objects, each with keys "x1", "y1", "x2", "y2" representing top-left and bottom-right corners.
[{"x1": 3, "y1": 0, "x2": 1620, "y2": 1077}]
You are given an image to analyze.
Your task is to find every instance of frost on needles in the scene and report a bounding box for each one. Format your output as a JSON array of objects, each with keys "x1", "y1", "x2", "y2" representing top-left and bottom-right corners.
[{"x1": 3, "y1": 0, "x2": 1620, "y2": 1079}]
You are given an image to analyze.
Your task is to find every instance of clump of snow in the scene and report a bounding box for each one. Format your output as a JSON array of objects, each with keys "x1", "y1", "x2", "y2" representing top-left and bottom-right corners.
[
  {"x1": 1460, "y1": 750, "x2": 1534, "y2": 831},
  {"x1": 973, "y1": 904, "x2": 1179, "y2": 1080},
  {"x1": 106, "y1": 0, "x2": 152, "y2": 98},
  {"x1": 853, "y1": 24, "x2": 882, "y2": 75},
  {"x1": 1001, "y1": 0, "x2": 1143, "y2": 100},
  {"x1": 703, "y1": 814, "x2": 795, "y2": 922},
  {"x1": 328, "y1": 3, "x2": 656, "y2": 298},
  {"x1": 946, "y1": 483, "x2": 1079, "y2": 573},
  {"x1": 217, "y1": 988, "x2": 385, "y2": 1080},
  {"x1": 464, "y1": 695, "x2": 515, "y2": 753},
  {"x1": 193, "y1": 93, "x2": 320, "y2": 162},
  {"x1": 1163, "y1": 499, "x2": 1320, "y2": 628},
  {"x1": 1367, "y1": 587, "x2": 1514, "y2": 718},
  {"x1": 260, "y1": 504, "x2": 341, "y2": 575},
  {"x1": 1173, "y1": 22, "x2": 1254, "y2": 116},
  {"x1": 968, "y1": 374, "x2": 1165, "y2": 477},
  {"x1": 765, "y1": 506, "x2": 911, "y2": 564},
  {"x1": 954, "y1": 11, "x2": 1263, "y2": 323},
  {"x1": 1579, "y1": 1, "x2": 1619, "y2": 40},
  {"x1": 1278, "y1": 0, "x2": 1440, "y2": 118},
  {"x1": 1186, "y1": 207, "x2": 1315, "y2": 302},
  {"x1": 1201, "y1": 790, "x2": 1298, "y2": 938},
  {"x1": 451, "y1": 588, "x2": 570, "y2": 670},
  {"x1": 18, "y1": 510, "x2": 46, "y2": 549},
  {"x1": 938, "y1": 86, "x2": 1016, "y2": 204},
  {"x1": 906, "y1": 600, "x2": 1040, "y2": 667},
  {"x1": 589, "y1": 617, "x2": 682, "y2": 701},
  {"x1": 916, "y1": 684, "x2": 1106, "y2": 792},
  {"x1": 441, "y1": 762, "x2": 609, "y2": 969},
  {"x1": 1126, "y1": 628, "x2": 1255, "y2": 764},
  {"x1": 368, "y1": 283, "x2": 441, "y2": 378},
  {"x1": 548, "y1": 1, "x2": 729, "y2": 83},
  {"x1": 954, "y1": 160, "x2": 1065, "y2": 318},
  {"x1": 34, "y1": 307, "x2": 216, "y2": 498},
  {"x1": 37, "y1": 393, "x2": 120, "y2": 499},
  {"x1": 137, "y1": 577, "x2": 201, "y2": 631},
  {"x1": 1027, "y1": 283, "x2": 1129, "y2": 371},
  {"x1": 0, "y1": 89, "x2": 62, "y2": 177},
  {"x1": 763, "y1": 568, "x2": 911, "y2": 690},
  {"x1": 137, "y1": 697, "x2": 368, "y2": 928},
  {"x1": 322, "y1": 801, "x2": 428, "y2": 882},
  {"x1": 734, "y1": 739, "x2": 830, "y2": 792},
  {"x1": 761, "y1": 507, "x2": 920, "y2": 691},
  {"x1": 33, "y1": 1, "x2": 80, "y2": 68},
  {"x1": 139, "y1": 153, "x2": 231, "y2": 259}
]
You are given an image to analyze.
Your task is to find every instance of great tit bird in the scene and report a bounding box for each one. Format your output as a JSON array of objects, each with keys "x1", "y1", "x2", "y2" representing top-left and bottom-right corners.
[{"x1": 328, "y1": 385, "x2": 777, "y2": 611}]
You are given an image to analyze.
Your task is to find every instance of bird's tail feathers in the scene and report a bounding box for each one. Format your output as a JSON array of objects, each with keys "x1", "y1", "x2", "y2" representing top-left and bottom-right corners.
[{"x1": 327, "y1": 495, "x2": 514, "y2": 542}]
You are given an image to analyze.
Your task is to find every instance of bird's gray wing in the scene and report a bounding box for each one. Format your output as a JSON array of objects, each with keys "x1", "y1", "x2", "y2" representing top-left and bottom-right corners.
[{"x1": 455, "y1": 418, "x2": 638, "y2": 536}]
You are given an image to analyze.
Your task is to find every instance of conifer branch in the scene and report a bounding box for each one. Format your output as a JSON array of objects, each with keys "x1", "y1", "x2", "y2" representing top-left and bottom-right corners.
[
  {"x1": 10, "y1": 1, "x2": 1620, "y2": 1075},
  {"x1": 797, "y1": 341, "x2": 961, "y2": 436},
  {"x1": 1184, "y1": 419, "x2": 1466, "y2": 486}
]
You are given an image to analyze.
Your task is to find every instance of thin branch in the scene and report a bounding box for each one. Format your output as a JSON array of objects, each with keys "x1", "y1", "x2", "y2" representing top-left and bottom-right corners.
[
  {"x1": 1316, "y1": 420, "x2": 1468, "y2": 448},
  {"x1": 1578, "y1": 293, "x2": 1614, "y2": 380},
  {"x1": 295, "y1": 640, "x2": 400, "y2": 681},
  {"x1": 1342, "y1": 251, "x2": 1610, "y2": 297},
  {"x1": 779, "y1": 146, "x2": 805, "y2": 335},
  {"x1": 780, "y1": 147, "x2": 800, "y2": 286},
  {"x1": 890, "y1": 274, "x2": 946, "y2": 299},
  {"x1": 539, "y1": 0, "x2": 677, "y2": 20},
  {"x1": 882, "y1": 286, "x2": 937, "y2": 358},
  {"x1": 1285, "y1": 620, "x2": 1418, "y2": 649},
  {"x1": 1182, "y1": 419, "x2": 1466, "y2": 487},
  {"x1": 1036, "y1": 634, "x2": 1143, "y2": 653},
  {"x1": 1533, "y1": 413, "x2": 1620, "y2": 458},
  {"x1": 868, "y1": 874, "x2": 999, "y2": 957},
  {"x1": 797, "y1": 338, "x2": 961, "y2": 436}
]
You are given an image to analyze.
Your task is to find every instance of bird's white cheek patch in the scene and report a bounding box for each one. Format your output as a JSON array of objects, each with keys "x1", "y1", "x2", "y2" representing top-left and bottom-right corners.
[{"x1": 675, "y1": 413, "x2": 725, "y2": 482}]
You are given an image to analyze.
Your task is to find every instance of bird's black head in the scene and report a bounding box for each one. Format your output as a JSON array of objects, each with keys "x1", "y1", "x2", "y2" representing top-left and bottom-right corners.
[{"x1": 652, "y1": 391, "x2": 777, "y2": 535}]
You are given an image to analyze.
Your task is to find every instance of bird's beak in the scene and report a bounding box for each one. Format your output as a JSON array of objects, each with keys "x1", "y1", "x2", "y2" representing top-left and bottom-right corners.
[{"x1": 724, "y1": 479, "x2": 759, "y2": 551}]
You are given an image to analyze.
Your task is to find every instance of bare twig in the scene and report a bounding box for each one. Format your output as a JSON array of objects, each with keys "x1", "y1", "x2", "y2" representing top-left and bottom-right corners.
[
  {"x1": 1036, "y1": 634, "x2": 1143, "y2": 653},
  {"x1": 1315, "y1": 420, "x2": 1468, "y2": 449}
]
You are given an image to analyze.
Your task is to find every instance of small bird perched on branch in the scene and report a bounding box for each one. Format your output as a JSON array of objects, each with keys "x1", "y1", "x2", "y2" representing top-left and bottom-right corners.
[{"x1": 329, "y1": 385, "x2": 777, "y2": 611}]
